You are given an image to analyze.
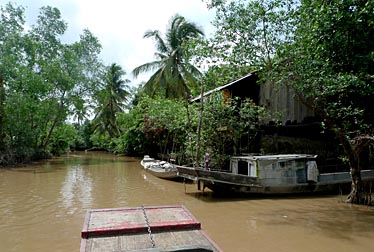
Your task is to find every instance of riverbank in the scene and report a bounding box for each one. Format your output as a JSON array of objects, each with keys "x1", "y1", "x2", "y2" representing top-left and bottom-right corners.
[{"x1": 0, "y1": 149, "x2": 52, "y2": 167}]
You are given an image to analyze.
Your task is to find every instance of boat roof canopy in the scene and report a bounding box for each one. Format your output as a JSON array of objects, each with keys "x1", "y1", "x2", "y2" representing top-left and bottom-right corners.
[{"x1": 231, "y1": 154, "x2": 317, "y2": 161}]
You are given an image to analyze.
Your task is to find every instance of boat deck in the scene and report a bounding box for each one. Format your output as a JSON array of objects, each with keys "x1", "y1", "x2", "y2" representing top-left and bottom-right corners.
[
  {"x1": 176, "y1": 165, "x2": 262, "y2": 187},
  {"x1": 81, "y1": 205, "x2": 222, "y2": 252}
]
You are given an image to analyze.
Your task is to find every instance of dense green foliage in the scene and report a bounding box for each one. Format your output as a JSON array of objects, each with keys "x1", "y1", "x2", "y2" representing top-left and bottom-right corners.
[
  {"x1": 193, "y1": 97, "x2": 266, "y2": 168},
  {"x1": 0, "y1": 3, "x2": 102, "y2": 164},
  {"x1": 271, "y1": 0, "x2": 374, "y2": 203},
  {"x1": 114, "y1": 94, "x2": 264, "y2": 168},
  {"x1": 274, "y1": 0, "x2": 374, "y2": 136},
  {"x1": 196, "y1": 0, "x2": 296, "y2": 70},
  {"x1": 116, "y1": 96, "x2": 193, "y2": 160}
]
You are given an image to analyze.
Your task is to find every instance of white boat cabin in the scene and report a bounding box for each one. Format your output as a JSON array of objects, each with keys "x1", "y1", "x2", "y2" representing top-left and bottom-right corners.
[{"x1": 230, "y1": 154, "x2": 319, "y2": 186}]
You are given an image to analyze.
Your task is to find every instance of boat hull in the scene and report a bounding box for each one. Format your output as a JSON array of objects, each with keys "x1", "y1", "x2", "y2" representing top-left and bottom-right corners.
[
  {"x1": 146, "y1": 166, "x2": 179, "y2": 180},
  {"x1": 141, "y1": 157, "x2": 178, "y2": 180},
  {"x1": 177, "y1": 165, "x2": 374, "y2": 195},
  {"x1": 202, "y1": 180, "x2": 353, "y2": 195}
]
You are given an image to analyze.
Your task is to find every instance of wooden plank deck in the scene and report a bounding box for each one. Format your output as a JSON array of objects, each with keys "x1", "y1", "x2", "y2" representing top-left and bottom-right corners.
[
  {"x1": 81, "y1": 205, "x2": 222, "y2": 252},
  {"x1": 82, "y1": 230, "x2": 219, "y2": 252},
  {"x1": 82, "y1": 205, "x2": 201, "y2": 238}
]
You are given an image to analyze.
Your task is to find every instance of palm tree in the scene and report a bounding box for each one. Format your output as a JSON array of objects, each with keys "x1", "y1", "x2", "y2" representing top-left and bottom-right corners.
[
  {"x1": 132, "y1": 14, "x2": 204, "y2": 99},
  {"x1": 71, "y1": 97, "x2": 90, "y2": 126},
  {"x1": 93, "y1": 63, "x2": 130, "y2": 137}
]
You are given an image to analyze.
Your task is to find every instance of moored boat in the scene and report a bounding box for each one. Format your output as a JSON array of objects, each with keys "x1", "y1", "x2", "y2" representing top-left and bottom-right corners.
[
  {"x1": 141, "y1": 155, "x2": 178, "y2": 180},
  {"x1": 176, "y1": 154, "x2": 374, "y2": 195},
  {"x1": 80, "y1": 205, "x2": 222, "y2": 252}
]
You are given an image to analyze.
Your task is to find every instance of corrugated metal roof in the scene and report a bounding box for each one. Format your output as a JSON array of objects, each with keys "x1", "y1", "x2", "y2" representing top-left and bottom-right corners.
[{"x1": 189, "y1": 72, "x2": 255, "y2": 103}]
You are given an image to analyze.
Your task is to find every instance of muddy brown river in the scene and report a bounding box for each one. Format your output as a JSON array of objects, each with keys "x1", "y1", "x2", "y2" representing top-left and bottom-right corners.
[{"x1": 1, "y1": 152, "x2": 374, "y2": 252}]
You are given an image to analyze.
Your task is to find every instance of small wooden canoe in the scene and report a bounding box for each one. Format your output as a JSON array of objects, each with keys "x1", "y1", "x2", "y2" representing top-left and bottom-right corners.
[{"x1": 80, "y1": 205, "x2": 222, "y2": 252}]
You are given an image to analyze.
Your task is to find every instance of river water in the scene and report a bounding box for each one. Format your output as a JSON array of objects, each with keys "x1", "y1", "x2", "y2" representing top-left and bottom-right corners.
[{"x1": 1, "y1": 152, "x2": 374, "y2": 252}]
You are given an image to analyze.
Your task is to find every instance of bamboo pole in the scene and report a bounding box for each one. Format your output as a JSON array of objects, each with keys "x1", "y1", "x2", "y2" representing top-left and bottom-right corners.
[{"x1": 195, "y1": 81, "x2": 205, "y2": 168}]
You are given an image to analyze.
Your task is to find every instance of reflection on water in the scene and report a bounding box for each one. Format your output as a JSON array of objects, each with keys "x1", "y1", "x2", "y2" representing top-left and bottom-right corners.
[
  {"x1": 60, "y1": 165, "x2": 93, "y2": 214},
  {"x1": 0, "y1": 152, "x2": 374, "y2": 252}
]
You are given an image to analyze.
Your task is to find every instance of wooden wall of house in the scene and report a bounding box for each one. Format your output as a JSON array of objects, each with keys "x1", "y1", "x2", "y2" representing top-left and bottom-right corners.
[{"x1": 259, "y1": 81, "x2": 315, "y2": 124}]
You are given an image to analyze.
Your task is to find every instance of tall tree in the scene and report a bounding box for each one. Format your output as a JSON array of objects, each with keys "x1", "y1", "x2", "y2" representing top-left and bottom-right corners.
[
  {"x1": 29, "y1": 7, "x2": 102, "y2": 149},
  {"x1": 200, "y1": 0, "x2": 295, "y2": 69},
  {"x1": 0, "y1": 3, "x2": 26, "y2": 151},
  {"x1": 0, "y1": 74, "x2": 5, "y2": 150},
  {"x1": 93, "y1": 63, "x2": 130, "y2": 137},
  {"x1": 272, "y1": 0, "x2": 374, "y2": 204},
  {"x1": 0, "y1": 3, "x2": 102, "y2": 161},
  {"x1": 132, "y1": 14, "x2": 204, "y2": 99}
]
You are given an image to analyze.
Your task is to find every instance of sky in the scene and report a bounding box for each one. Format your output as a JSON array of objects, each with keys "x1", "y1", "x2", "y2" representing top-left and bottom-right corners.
[{"x1": 6, "y1": 0, "x2": 215, "y2": 86}]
